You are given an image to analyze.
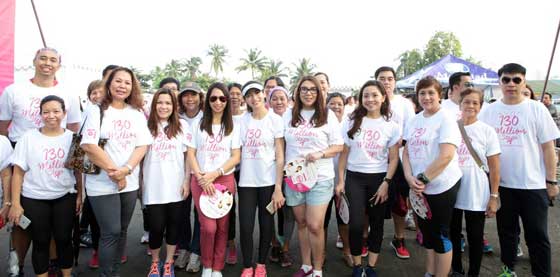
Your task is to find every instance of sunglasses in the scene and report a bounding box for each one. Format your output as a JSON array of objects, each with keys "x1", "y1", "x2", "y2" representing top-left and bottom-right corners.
[
  {"x1": 209, "y1": 95, "x2": 227, "y2": 103},
  {"x1": 501, "y1": 76, "x2": 523, "y2": 85}
]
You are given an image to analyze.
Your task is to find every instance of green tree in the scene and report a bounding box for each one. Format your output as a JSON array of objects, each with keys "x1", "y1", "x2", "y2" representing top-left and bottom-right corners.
[
  {"x1": 423, "y1": 31, "x2": 463, "y2": 65},
  {"x1": 149, "y1": 66, "x2": 167, "y2": 91},
  {"x1": 258, "y1": 59, "x2": 288, "y2": 82},
  {"x1": 183, "y1": 56, "x2": 203, "y2": 81},
  {"x1": 235, "y1": 48, "x2": 267, "y2": 80},
  {"x1": 396, "y1": 49, "x2": 424, "y2": 78},
  {"x1": 130, "y1": 66, "x2": 151, "y2": 91},
  {"x1": 290, "y1": 58, "x2": 316, "y2": 88},
  {"x1": 163, "y1": 59, "x2": 186, "y2": 80},
  {"x1": 195, "y1": 73, "x2": 219, "y2": 92},
  {"x1": 207, "y1": 44, "x2": 228, "y2": 77}
]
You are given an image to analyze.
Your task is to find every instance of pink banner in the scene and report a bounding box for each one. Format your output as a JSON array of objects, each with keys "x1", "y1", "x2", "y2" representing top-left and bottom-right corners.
[{"x1": 0, "y1": 0, "x2": 15, "y2": 94}]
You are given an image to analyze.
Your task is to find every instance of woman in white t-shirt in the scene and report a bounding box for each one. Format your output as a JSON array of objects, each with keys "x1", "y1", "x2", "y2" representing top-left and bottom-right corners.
[
  {"x1": 402, "y1": 76, "x2": 462, "y2": 277},
  {"x1": 187, "y1": 82, "x2": 240, "y2": 277},
  {"x1": 283, "y1": 76, "x2": 343, "y2": 277},
  {"x1": 142, "y1": 88, "x2": 191, "y2": 277},
  {"x1": 237, "y1": 82, "x2": 285, "y2": 276},
  {"x1": 450, "y1": 88, "x2": 501, "y2": 276},
  {"x1": 8, "y1": 95, "x2": 82, "y2": 277},
  {"x1": 336, "y1": 81, "x2": 400, "y2": 276},
  {"x1": 80, "y1": 67, "x2": 152, "y2": 277},
  {"x1": 0, "y1": 135, "x2": 13, "y2": 225}
]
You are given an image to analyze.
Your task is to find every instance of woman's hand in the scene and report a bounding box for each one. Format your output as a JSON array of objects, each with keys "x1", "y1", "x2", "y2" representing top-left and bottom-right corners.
[
  {"x1": 117, "y1": 179, "x2": 127, "y2": 191},
  {"x1": 305, "y1": 151, "x2": 323, "y2": 163},
  {"x1": 486, "y1": 197, "x2": 499, "y2": 218},
  {"x1": 75, "y1": 195, "x2": 83, "y2": 215},
  {"x1": 201, "y1": 182, "x2": 216, "y2": 196},
  {"x1": 0, "y1": 204, "x2": 10, "y2": 221},
  {"x1": 198, "y1": 171, "x2": 219, "y2": 187},
  {"x1": 335, "y1": 182, "x2": 345, "y2": 197},
  {"x1": 272, "y1": 187, "x2": 285, "y2": 210},
  {"x1": 406, "y1": 175, "x2": 425, "y2": 194},
  {"x1": 8, "y1": 204, "x2": 24, "y2": 226},
  {"x1": 371, "y1": 181, "x2": 389, "y2": 205},
  {"x1": 181, "y1": 181, "x2": 190, "y2": 199},
  {"x1": 108, "y1": 166, "x2": 129, "y2": 182}
]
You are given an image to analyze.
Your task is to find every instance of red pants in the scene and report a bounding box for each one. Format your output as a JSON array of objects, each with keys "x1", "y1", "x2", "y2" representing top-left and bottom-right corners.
[{"x1": 191, "y1": 174, "x2": 235, "y2": 271}]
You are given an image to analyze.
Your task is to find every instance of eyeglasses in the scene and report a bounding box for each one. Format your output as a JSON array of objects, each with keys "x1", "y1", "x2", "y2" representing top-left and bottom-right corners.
[
  {"x1": 501, "y1": 76, "x2": 523, "y2": 85},
  {"x1": 300, "y1": 86, "x2": 318, "y2": 95},
  {"x1": 209, "y1": 96, "x2": 227, "y2": 103},
  {"x1": 464, "y1": 82, "x2": 474, "y2": 88}
]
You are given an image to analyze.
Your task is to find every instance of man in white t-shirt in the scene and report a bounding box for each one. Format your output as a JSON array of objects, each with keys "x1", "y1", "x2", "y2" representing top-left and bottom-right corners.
[
  {"x1": 479, "y1": 63, "x2": 559, "y2": 277},
  {"x1": 441, "y1": 72, "x2": 473, "y2": 120},
  {"x1": 0, "y1": 47, "x2": 81, "y2": 276},
  {"x1": 375, "y1": 66, "x2": 416, "y2": 259}
]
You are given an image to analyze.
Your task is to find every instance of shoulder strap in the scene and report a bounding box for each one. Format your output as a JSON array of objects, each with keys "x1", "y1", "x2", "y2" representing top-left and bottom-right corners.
[{"x1": 457, "y1": 120, "x2": 487, "y2": 172}]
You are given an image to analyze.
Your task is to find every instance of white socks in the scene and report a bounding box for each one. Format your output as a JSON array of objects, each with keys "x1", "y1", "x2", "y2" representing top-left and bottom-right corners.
[
  {"x1": 312, "y1": 270, "x2": 323, "y2": 277},
  {"x1": 301, "y1": 264, "x2": 312, "y2": 272}
]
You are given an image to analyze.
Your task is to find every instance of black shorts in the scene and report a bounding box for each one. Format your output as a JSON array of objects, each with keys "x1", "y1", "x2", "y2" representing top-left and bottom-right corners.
[{"x1": 385, "y1": 161, "x2": 410, "y2": 219}]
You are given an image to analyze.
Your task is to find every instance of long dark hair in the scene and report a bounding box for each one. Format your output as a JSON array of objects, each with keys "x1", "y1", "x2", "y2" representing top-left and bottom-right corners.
[
  {"x1": 290, "y1": 75, "x2": 327, "y2": 128},
  {"x1": 199, "y1": 82, "x2": 233, "y2": 136},
  {"x1": 147, "y1": 88, "x2": 182, "y2": 139},
  {"x1": 348, "y1": 80, "x2": 391, "y2": 139},
  {"x1": 101, "y1": 67, "x2": 144, "y2": 111}
]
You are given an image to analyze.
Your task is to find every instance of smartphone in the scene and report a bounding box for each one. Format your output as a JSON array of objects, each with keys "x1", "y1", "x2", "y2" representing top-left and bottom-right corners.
[
  {"x1": 266, "y1": 201, "x2": 276, "y2": 215},
  {"x1": 18, "y1": 214, "x2": 31, "y2": 230}
]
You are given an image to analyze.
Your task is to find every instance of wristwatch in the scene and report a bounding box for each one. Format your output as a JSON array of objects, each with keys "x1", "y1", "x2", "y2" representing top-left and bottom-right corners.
[
  {"x1": 125, "y1": 164, "x2": 133, "y2": 175},
  {"x1": 546, "y1": 179, "x2": 558, "y2": 186},
  {"x1": 417, "y1": 173, "x2": 430, "y2": 184},
  {"x1": 383, "y1": 177, "x2": 392, "y2": 184}
]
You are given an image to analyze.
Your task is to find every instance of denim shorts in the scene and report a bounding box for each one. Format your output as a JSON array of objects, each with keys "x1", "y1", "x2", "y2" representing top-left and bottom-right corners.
[{"x1": 285, "y1": 179, "x2": 334, "y2": 206}]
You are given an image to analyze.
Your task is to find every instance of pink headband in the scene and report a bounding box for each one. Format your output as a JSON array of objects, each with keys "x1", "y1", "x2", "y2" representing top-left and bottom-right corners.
[{"x1": 268, "y1": 86, "x2": 289, "y2": 101}]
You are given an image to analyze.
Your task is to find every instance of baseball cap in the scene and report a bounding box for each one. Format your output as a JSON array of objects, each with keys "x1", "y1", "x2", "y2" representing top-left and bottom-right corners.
[{"x1": 179, "y1": 81, "x2": 202, "y2": 95}]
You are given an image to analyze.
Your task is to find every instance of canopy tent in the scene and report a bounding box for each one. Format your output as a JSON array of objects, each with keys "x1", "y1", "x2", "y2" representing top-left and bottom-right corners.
[{"x1": 396, "y1": 54, "x2": 499, "y2": 89}]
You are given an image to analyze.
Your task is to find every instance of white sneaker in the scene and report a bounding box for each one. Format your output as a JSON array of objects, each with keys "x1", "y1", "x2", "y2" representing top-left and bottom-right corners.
[
  {"x1": 186, "y1": 253, "x2": 201, "y2": 273},
  {"x1": 517, "y1": 243, "x2": 523, "y2": 257},
  {"x1": 336, "y1": 235, "x2": 343, "y2": 249},
  {"x1": 175, "y1": 249, "x2": 189, "y2": 268},
  {"x1": 140, "y1": 231, "x2": 149, "y2": 244},
  {"x1": 201, "y1": 267, "x2": 212, "y2": 277},
  {"x1": 405, "y1": 210, "x2": 416, "y2": 231},
  {"x1": 8, "y1": 249, "x2": 20, "y2": 276},
  {"x1": 211, "y1": 271, "x2": 223, "y2": 277}
]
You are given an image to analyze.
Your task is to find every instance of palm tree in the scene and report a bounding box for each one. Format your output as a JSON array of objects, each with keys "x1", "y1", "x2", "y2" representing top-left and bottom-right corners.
[
  {"x1": 183, "y1": 56, "x2": 203, "y2": 81},
  {"x1": 164, "y1": 59, "x2": 185, "y2": 79},
  {"x1": 235, "y1": 48, "x2": 267, "y2": 80},
  {"x1": 207, "y1": 44, "x2": 228, "y2": 77},
  {"x1": 258, "y1": 59, "x2": 288, "y2": 82},
  {"x1": 290, "y1": 57, "x2": 316, "y2": 87}
]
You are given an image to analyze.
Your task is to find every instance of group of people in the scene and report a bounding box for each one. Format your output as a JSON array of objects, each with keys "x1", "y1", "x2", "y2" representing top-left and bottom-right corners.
[{"x1": 0, "y1": 47, "x2": 558, "y2": 277}]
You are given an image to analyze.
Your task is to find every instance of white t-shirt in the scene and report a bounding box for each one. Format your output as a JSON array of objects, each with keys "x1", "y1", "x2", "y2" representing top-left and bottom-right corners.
[
  {"x1": 343, "y1": 117, "x2": 401, "y2": 173},
  {"x1": 0, "y1": 81, "x2": 81, "y2": 142},
  {"x1": 179, "y1": 111, "x2": 203, "y2": 126},
  {"x1": 479, "y1": 98, "x2": 560, "y2": 189},
  {"x1": 80, "y1": 105, "x2": 153, "y2": 196},
  {"x1": 239, "y1": 111, "x2": 284, "y2": 187},
  {"x1": 0, "y1": 136, "x2": 13, "y2": 206},
  {"x1": 404, "y1": 109, "x2": 463, "y2": 194},
  {"x1": 389, "y1": 94, "x2": 416, "y2": 137},
  {"x1": 455, "y1": 121, "x2": 501, "y2": 211},
  {"x1": 187, "y1": 121, "x2": 241, "y2": 175},
  {"x1": 284, "y1": 109, "x2": 344, "y2": 182},
  {"x1": 142, "y1": 120, "x2": 190, "y2": 205},
  {"x1": 441, "y1": 99, "x2": 462, "y2": 121},
  {"x1": 11, "y1": 129, "x2": 75, "y2": 200}
]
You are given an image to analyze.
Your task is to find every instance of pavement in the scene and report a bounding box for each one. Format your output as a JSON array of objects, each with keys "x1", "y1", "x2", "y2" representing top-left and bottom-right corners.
[{"x1": 1, "y1": 200, "x2": 559, "y2": 277}]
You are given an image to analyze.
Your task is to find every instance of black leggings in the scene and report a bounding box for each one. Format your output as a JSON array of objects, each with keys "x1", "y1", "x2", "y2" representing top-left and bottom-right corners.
[
  {"x1": 238, "y1": 185, "x2": 275, "y2": 268},
  {"x1": 345, "y1": 170, "x2": 387, "y2": 255},
  {"x1": 21, "y1": 193, "x2": 76, "y2": 274},
  {"x1": 228, "y1": 170, "x2": 240, "y2": 241},
  {"x1": 177, "y1": 196, "x2": 193, "y2": 251},
  {"x1": 147, "y1": 201, "x2": 183, "y2": 250},
  {"x1": 416, "y1": 181, "x2": 459, "y2": 254},
  {"x1": 450, "y1": 208, "x2": 485, "y2": 276}
]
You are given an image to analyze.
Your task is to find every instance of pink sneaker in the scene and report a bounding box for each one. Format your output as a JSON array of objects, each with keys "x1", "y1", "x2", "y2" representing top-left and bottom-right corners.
[
  {"x1": 254, "y1": 264, "x2": 267, "y2": 277},
  {"x1": 226, "y1": 245, "x2": 237, "y2": 265},
  {"x1": 292, "y1": 267, "x2": 312, "y2": 277},
  {"x1": 240, "y1": 267, "x2": 253, "y2": 277}
]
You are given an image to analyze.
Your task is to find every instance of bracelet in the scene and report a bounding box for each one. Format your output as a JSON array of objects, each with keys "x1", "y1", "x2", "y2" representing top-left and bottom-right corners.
[
  {"x1": 319, "y1": 150, "x2": 326, "y2": 158},
  {"x1": 546, "y1": 179, "x2": 558, "y2": 186},
  {"x1": 219, "y1": 167, "x2": 225, "y2": 176},
  {"x1": 125, "y1": 164, "x2": 133, "y2": 175},
  {"x1": 383, "y1": 177, "x2": 392, "y2": 184},
  {"x1": 490, "y1": 193, "x2": 499, "y2": 198}
]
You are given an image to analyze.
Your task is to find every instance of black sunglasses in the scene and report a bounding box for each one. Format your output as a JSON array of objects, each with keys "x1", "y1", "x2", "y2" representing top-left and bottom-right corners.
[
  {"x1": 210, "y1": 96, "x2": 227, "y2": 103},
  {"x1": 501, "y1": 76, "x2": 523, "y2": 85}
]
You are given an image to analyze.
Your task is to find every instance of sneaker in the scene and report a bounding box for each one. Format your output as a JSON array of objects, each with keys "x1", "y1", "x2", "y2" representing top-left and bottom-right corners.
[
  {"x1": 226, "y1": 245, "x2": 237, "y2": 265},
  {"x1": 211, "y1": 272, "x2": 223, "y2": 277},
  {"x1": 416, "y1": 231, "x2": 423, "y2": 246},
  {"x1": 80, "y1": 231, "x2": 93, "y2": 248},
  {"x1": 390, "y1": 238, "x2": 410, "y2": 259},
  {"x1": 241, "y1": 267, "x2": 254, "y2": 277},
  {"x1": 352, "y1": 266, "x2": 364, "y2": 277},
  {"x1": 280, "y1": 251, "x2": 294, "y2": 268},
  {"x1": 148, "y1": 261, "x2": 161, "y2": 277},
  {"x1": 336, "y1": 235, "x2": 343, "y2": 249},
  {"x1": 460, "y1": 235, "x2": 465, "y2": 252},
  {"x1": 254, "y1": 264, "x2": 267, "y2": 277},
  {"x1": 141, "y1": 231, "x2": 150, "y2": 244},
  {"x1": 293, "y1": 268, "x2": 313, "y2": 277},
  {"x1": 201, "y1": 267, "x2": 212, "y2": 277},
  {"x1": 7, "y1": 249, "x2": 20, "y2": 276},
  {"x1": 88, "y1": 250, "x2": 100, "y2": 269},
  {"x1": 342, "y1": 253, "x2": 353, "y2": 268},
  {"x1": 405, "y1": 211, "x2": 416, "y2": 231},
  {"x1": 269, "y1": 245, "x2": 281, "y2": 263},
  {"x1": 361, "y1": 245, "x2": 368, "y2": 257},
  {"x1": 365, "y1": 266, "x2": 378, "y2": 277},
  {"x1": 121, "y1": 255, "x2": 128, "y2": 264},
  {"x1": 147, "y1": 248, "x2": 152, "y2": 256},
  {"x1": 483, "y1": 239, "x2": 494, "y2": 254},
  {"x1": 186, "y1": 253, "x2": 201, "y2": 273},
  {"x1": 162, "y1": 261, "x2": 175, "y2": 277},
  {"x1": 516, "y1": 243, "x2": 523, "y2": 257},
  {"x1": 175, "y1": 249, "x2": 189, "y2": 269},
  {"x1": 497, "y1": 265, "x2": 517, "y2": 277}
]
